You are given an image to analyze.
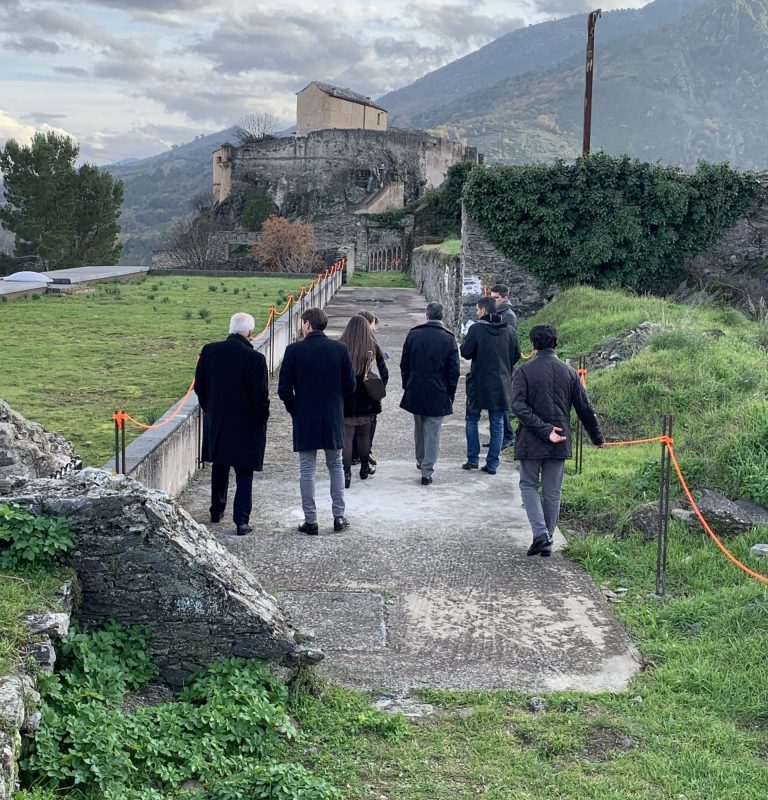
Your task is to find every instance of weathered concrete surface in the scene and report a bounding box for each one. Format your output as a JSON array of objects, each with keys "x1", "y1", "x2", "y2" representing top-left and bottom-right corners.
[{"x1": 179, "y1": 287, "x2": 641, "y2": 693}]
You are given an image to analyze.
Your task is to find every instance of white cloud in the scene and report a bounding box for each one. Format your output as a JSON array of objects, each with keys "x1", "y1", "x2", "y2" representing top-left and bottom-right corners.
[{"x1": 0, "y1": 110, "x2": 37, "y2": 145}]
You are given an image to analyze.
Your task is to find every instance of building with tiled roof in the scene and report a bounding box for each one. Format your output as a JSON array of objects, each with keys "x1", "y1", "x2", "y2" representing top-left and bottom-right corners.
[{"x1": 296, "y1": 81, "x2": 388, "y2": 136}]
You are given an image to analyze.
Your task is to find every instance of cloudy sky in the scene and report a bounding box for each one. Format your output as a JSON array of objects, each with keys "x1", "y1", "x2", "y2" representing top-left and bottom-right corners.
[{"x1": 1, "y1": 0, "x2": 648, "y2": 165}]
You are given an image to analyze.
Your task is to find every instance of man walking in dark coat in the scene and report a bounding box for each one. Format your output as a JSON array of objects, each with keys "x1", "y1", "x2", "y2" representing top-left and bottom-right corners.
[
  {"x1": 194, "y1": 312, "x2": 269, "y2": 536},
  {"x1": 400, "y1": 301, "x2": 460, "y2": 485},
  {"x1": 278, "y1": 307, "x2": 356, "y2": 534},
  {"x1": 511, "y1": 324, "x2": 604, "y2": 557},
  {"x1": 460, "y1": 296, "x2": 521, "y2": 475},
  {"x1": 490, "y1": 283, "x2": 518, "y2": 449}
]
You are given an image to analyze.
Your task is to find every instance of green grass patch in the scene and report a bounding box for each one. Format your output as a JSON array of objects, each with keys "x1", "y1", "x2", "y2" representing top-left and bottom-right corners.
[
  {"x1": 420, "y1": 239, "x2": 461, "y2": 255},
  {"x1": 347, "y1": 270, "x2": 415, "y2": 288},
  {"x1": 0, "y1": 570, "x2": 68, "y2": 673},
  {"x1": 0, "y1": 276, "x2": 304, "y2": 465}
]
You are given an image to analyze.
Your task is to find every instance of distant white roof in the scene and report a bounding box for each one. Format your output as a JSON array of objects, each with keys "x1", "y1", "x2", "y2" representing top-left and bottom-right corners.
[{"x1": 4, "y1": 271, "x2": 52, "y2": 282}]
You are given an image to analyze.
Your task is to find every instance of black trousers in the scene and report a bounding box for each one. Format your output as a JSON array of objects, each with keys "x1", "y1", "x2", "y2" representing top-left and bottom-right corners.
[{"x1": 210, "y1": 463, "x2": 253, "y2": 525}]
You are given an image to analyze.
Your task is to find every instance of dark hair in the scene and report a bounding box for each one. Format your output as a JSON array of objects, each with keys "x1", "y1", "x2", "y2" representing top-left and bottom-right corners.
[
  {"x1": 357, "y1": 309, "x2": 379, "y2": 326},
  {"x1": 425, "y1": 301, "x2": 444, "y2": 320},
  {"x1": 490, "y1": 284, "x2": 509, "y2": 298},
  {"x1": 477, "y1": 296, "x2": 497, "y2": 315},
  {"x1": 301, "y1": 307, "x2": 328, "y2": 331},
  {"x1": 339, "y1": 314, "x2": 376, "y2": 374},
  {"x1": 529, "y1": 324, "x2": 558, "y2": 350}
]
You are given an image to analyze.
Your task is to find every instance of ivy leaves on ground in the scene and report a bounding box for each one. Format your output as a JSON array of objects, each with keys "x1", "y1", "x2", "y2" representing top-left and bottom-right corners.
[{"x1": 463, "y1": 153, "x2": 757, "y2": 292}]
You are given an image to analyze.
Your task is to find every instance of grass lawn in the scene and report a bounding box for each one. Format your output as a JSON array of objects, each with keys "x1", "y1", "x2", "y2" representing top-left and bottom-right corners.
[
  {"x1": 279, "y1": 287, "x2": 768, "y2": 800},
  {"x1": 348, "y1": 270, "x2": 415, "y2": 288},
  {"x1": 0, "y1": 275, "x2": 305, "y2": 465}
]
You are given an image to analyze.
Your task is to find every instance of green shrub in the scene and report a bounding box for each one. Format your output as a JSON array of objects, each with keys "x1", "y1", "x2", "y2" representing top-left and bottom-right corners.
[
  {"x1": 240, "y1": 194, "x2": 277, "y2": 232},
  {"x1": 0, "y1": 504, "x2": 74, "y2": 569},
  {"x1": 24, "y1": 624, "x2": 339, "y2": 799},
  {"x1": 464, "y1": 154, "x2": 756, "y2": 293}
]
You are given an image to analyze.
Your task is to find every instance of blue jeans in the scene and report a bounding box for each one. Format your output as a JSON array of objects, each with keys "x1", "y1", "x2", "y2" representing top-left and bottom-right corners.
[{"x1": 465, "y1": 408, "x2": 505, "y2": 471}]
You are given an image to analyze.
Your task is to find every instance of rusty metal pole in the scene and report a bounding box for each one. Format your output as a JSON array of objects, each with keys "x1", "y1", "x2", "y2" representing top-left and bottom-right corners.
[
  {"x1": 655, "y1": 414, "x2": 674, "y2": 597},
  {"x1": 114, "y1": 413, "x2": 120, "y2": 473},
  {"x1": 121, "y1": 419, "x2": 126, "y2": 475},
  {"x1": 583, "y1": 9, "x2": 602, "y2": 156}
]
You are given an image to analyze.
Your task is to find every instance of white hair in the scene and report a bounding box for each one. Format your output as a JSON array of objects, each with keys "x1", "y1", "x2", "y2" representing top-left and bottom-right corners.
[{"x1": 229, "y1": 312, "x2": 255, "y2": 335}]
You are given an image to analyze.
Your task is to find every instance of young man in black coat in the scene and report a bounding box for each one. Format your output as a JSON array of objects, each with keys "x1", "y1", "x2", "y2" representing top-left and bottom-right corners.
[
  {"x1": 511, "y1": 324, "x2": 604, "y2": 557},
  {"x1": 194, "y1": 312, "x2": 269, "y2": 536},
  {"x1": 460, "y1": 296, "x2": 521, "y2": 475},
  {"x1": 278, "y1": 307, "x2": 356, "y2": 534},
  {"x1": 400, "y1": 301, "x2": 460, "y2": 485},
  {"x1": 490, "y1": 283, "x2": 519, "y2": 449}
]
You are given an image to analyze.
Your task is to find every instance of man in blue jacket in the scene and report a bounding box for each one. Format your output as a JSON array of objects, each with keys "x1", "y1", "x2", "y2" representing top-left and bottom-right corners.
[
  {"x1": 278, "y1": 307, "x2": 356, "y2": 534},
  {"x1": 511, "y1": 324, "x2": 604, "y2": 557},
  {"x1": 400, "y1": 302, "x2": 460, "y2": 486}
]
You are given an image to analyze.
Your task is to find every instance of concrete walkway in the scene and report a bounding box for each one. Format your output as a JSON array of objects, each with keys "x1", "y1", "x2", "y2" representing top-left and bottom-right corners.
[{"x1": 179, "y1": 287, "x2": 640, "y2": 694}]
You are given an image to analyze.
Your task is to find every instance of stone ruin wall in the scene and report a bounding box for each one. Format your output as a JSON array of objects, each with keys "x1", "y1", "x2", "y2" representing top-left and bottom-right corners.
[{"x1": 224, "y1": 128, "x2": 474, "y2": 269}]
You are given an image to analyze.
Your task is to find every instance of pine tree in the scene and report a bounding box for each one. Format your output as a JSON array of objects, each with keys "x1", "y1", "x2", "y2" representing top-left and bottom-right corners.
[{"x1": 0, "y1": 131, "x2": 124, "y2": 268}]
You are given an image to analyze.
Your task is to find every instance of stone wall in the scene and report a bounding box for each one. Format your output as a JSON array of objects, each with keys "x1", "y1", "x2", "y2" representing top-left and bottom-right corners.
[
  {"x1": 461, "y1": 207, "x2": 558, "y2": 324},
  {"x1": 409, "y1": 245, "x2": 462, "y2": 333},
  {"x1": 0, "y1": 401, "x2": 77, "y2": 482},
  {"x1": 2, "y1": 469, "x2": 321, "y2": 688},
  {"x1": 0, "y1": 584, "x2": 73, "y2": 800},
  {"x1": 678, "y1": 186, "x2": 768, "y2": 315}
]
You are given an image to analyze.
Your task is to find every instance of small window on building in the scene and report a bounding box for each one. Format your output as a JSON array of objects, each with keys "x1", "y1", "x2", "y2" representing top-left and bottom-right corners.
[{"x1": 377, "y1": 113, "x2": 382, "y2": 125}]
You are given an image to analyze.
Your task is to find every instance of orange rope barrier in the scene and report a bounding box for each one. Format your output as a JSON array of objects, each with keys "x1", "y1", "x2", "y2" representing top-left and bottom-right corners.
[
  {"x1": 115, "y1": 378, "x2": 196, "y2": 430},
  {"x1": 667, "y1": 443, "x2": 768, "y2": 585},
  {"x1": 599, "y1": 434, "x2": 767, "y2": 585}
]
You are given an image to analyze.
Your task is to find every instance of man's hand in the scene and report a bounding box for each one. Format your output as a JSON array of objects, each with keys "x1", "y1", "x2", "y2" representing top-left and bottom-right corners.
[{"x1": 549, "y1": 426, "x2": 566, "y2": 443}]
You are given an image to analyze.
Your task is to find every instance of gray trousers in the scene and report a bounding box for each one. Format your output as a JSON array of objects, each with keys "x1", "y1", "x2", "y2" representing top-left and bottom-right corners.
[
  {"x1": 519, "y1": 458, "x2": 566, "y2": 542},
  {"x1": 298, "y1": 449, "x2": 345, "y2": 523},
  {"x1": 413, "y1": 415, "x2": 444, "y2": 478}
]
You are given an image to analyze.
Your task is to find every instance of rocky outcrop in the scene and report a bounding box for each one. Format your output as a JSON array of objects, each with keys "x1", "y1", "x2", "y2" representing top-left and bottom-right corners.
[
  {"x1": 677, "y1": 182, "x2": 768, "y2": 317},
  {"x1": 585, "y1": 322, "x2": 663, "y2": 370},
  {"x1": 0, "y1": 400, "x2": 77, "y2": 481},
  {"x1": 1, "y1": 468, "x2": 321, "y2": 687}
]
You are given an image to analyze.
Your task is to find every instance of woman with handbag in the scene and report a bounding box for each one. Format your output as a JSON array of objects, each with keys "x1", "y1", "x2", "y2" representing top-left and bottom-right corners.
[{"x1": 339, "y1": 314, "x2": 388, "y2": 488}]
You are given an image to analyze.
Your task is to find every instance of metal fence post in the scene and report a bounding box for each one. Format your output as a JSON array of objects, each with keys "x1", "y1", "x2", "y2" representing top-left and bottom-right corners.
[
  {"x1": 573, "y1": 356, "x2": 586, "y2": 474},
  {"x1": 114, "y1": 412, "x2": 120, "y2": 473},
  {"x1": 269, "y1": 307, "x2": 276, "y2": 376},
  {"x1": 288, "y1": 294, "x2": 295, "y2": 343},
  {"x1": 655, "y1": 414, "x2": 674, "y2": 596}
]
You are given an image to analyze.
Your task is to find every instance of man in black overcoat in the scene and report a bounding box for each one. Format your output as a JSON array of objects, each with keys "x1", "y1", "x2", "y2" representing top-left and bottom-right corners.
[
  {"x1": 511, "y1": 324, "x2": 604, "y2": 557},
  {"x1": 278, "y1": 307, "x2": 356, "y2": 535},
  {"x1": 400, "y1": 301, "x2": 460, "y2": 485},
  {"x1": 194, "y1": 312, "x2": 269, "y2": 536},
  {"x1": 460, "y1": 295, "x2": 521, "y2": 475}
]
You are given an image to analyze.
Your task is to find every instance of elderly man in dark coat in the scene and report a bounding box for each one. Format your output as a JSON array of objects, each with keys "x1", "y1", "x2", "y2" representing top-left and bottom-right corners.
[
  {"x1": 194, "y1": 312, "x2": 269, "y2": 536},
  {"x1": 511, "y1": 324, "x2": 604, "y2": 557},
  {"x1": 460, "y1": 295, "x2": 521, "y2": 475},
  {"x1": 278, "y1": 307, "x2": 356, "y2": 535},
  {"x1": 400, "y1": 301, "x2": 460, "y2": 485}
]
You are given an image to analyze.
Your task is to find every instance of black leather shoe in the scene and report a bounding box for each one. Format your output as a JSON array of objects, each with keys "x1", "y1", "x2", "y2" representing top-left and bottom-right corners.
[
  {"x1": 527, "y1": 537, "x2": 552, "y2": 556},
  {"x1": 333, "y1": 516, "x2": 349, "y2": 532},
  {"x1": 236, "y1": 524, "x2": 252, "y2": 536},
  {"x1": 481, "y1": 465, "x2": 497, "y2": 475},
  {"x1": 360, "y1": 461, "x2": 369, "y2": 480},
  {"x1": 210, "y1": 514, "x2": 222, "y2": 523},
  {"x1": 540, "y1": 546, "x2": 552, "y2": 557},
  {"x1": 368, "y1": 453, "x2": 377, "y2": 466},
  {"x1": 344, "y1": 469, "x2": 351, "y2": 489},
  {"x1": 462, "y1": 461, "x2": 478, "y2": 470},
  {"x1": 298, "y1": 521, "x2": 319, "y2": 535},
  {"x1": 421, "y1": 476, "x2": 432, "y2": 486}
]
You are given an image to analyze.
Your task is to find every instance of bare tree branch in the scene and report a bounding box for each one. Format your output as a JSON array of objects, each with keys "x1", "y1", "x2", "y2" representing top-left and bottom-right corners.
[{"x1": 233, "y1": 113, "x2": 280, "y2": 146}]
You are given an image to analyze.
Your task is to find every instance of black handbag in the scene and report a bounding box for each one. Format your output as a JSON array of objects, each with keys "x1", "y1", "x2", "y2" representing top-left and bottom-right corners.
[{"x1": 363, "y1": 351, "x2": 386, "y2": 401}]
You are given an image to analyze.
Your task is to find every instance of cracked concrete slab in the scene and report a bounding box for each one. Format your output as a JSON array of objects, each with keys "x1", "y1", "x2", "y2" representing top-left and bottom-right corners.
[{"x1": 179, "y1": 287, "x2": 641, "y2": 693}]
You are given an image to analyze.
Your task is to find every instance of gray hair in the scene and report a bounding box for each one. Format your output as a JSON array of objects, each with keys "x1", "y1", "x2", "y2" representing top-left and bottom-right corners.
[
  {"x1": 426, "y1": 301, "x2": 444, "y2": 320},
  {"x1": 229, "y1": 312, "x2": 255, "y2": 335}
]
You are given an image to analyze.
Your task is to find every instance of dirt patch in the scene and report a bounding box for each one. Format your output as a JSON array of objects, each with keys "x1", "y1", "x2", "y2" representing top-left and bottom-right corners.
[
  {"x1": 121, "y1": 682, "x2": 175, "y2": 711},
  {"x1": 582, "y1": 726, "x2": 634, "y2": 760}
]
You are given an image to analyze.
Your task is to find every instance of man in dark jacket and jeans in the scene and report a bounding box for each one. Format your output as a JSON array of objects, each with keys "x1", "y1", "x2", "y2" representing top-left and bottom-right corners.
[
  {"x1": 511, "y1": 324, "x2": 604, "y2": 557},
  {"x1": 400, "y1": 301, "x2": 460, "y2": 485},
  {"x1": 195, "y1": 312, "x2": 270, "y2": 536},
  {"x1": 278, "y1": 307, "x2": 356, "y2": 534},
  {"x1": 460, "y1": 296, "x2": 520, "y2": 474}
]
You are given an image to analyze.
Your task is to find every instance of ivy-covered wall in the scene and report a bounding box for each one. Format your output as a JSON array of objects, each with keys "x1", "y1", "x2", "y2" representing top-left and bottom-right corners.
[{"x1": 463, "y1": 154, "x2": 757, "y2": 293}]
